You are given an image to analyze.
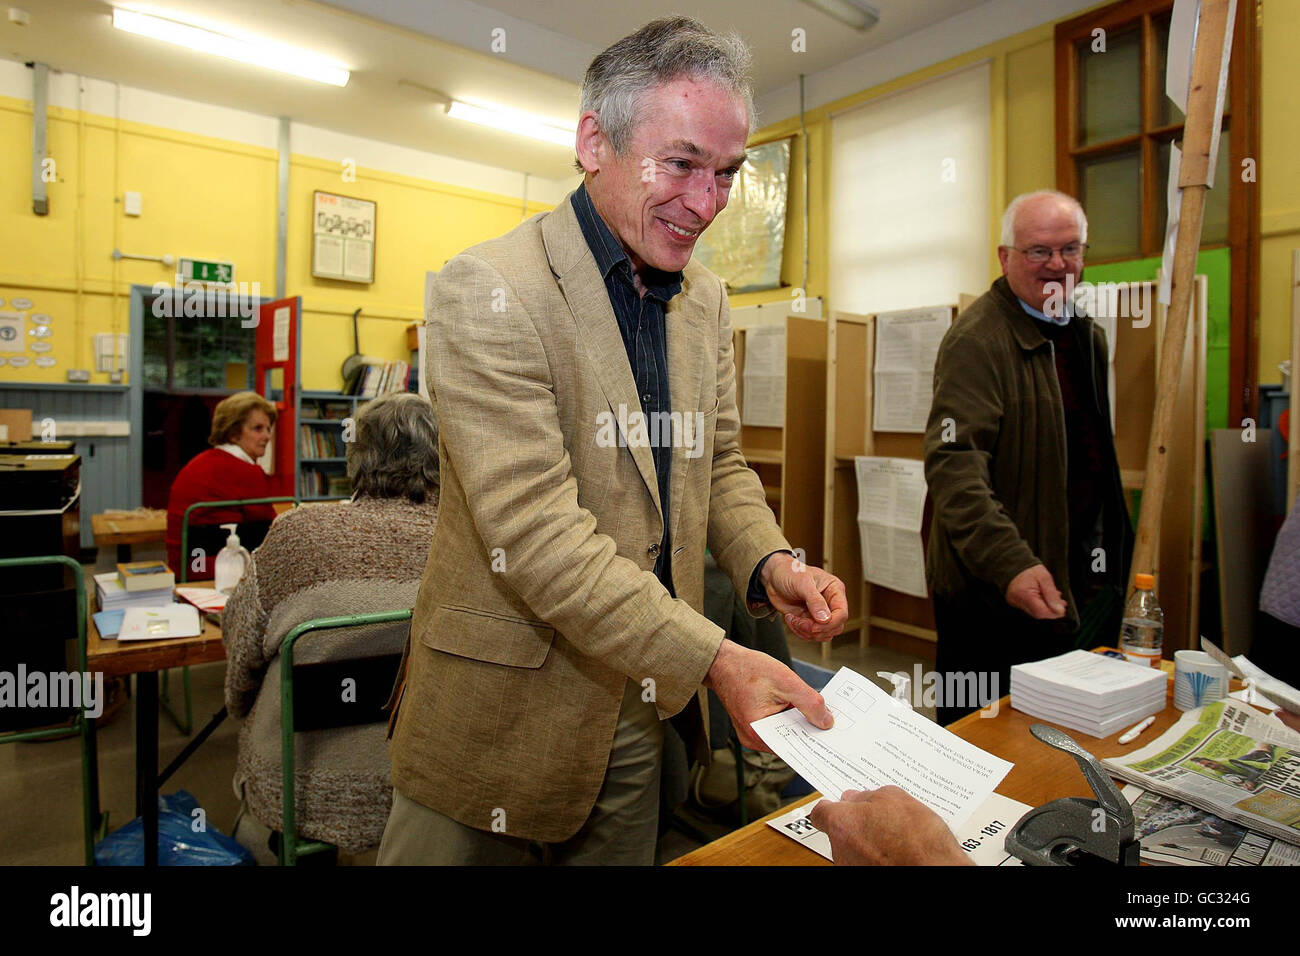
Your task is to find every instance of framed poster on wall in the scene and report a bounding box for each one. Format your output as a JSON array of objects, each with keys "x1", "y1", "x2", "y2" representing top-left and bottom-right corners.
[{"x1": 312, "y1": 190, "x2": 376, "y2": 284}]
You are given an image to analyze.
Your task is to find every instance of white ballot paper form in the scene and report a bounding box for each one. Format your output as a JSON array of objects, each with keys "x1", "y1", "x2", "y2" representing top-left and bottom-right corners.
[
  {"x1": 855, "y1": 456, "x2": 928, "y2": 598},
  {"x1": 767, "y1": 791, "x2": 1031, "y2": 866},
  {"x1": 741, "y1": 324, "x2": 785, "y2": 427},
  {"x1": 872, "y1": 306, "x2": 951, "y2": 433},
  {"x1": 752, "y1": 667, "x2": 1013, "y2": 831}
]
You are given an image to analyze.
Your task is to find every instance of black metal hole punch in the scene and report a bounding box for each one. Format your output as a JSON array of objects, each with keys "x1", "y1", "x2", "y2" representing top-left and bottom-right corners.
[{"x1": 1004, "y1": 724, "x2": 1141, "y2": 866}]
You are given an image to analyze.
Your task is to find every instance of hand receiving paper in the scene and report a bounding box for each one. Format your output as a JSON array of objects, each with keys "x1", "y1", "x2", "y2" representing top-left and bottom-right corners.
[{"x1": 810, "y1": 786, "x2": 974, "y2": 866}]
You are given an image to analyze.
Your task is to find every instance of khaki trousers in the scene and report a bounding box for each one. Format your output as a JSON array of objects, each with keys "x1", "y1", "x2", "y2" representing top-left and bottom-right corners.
[{"x1": 377, "y1": 679, "x2": 664, "y2": 865}]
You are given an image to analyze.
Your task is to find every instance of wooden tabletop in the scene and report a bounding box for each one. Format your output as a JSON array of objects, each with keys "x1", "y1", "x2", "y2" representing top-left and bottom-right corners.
[
  {"x1": 669, "y1": 670, "x2": 1252, "y2": 866},
  {"x1": 88, "y1": 585, "x2": 227, "y2": 679},
  {"x1": 91, "y1": 510, "x2": 166, "y2": 546},
  {"x1": 90, "y1": 502, "x2": 295, "y2": 548}
]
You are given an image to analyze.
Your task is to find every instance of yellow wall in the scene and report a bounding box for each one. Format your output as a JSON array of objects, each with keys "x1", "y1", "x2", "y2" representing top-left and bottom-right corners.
[
  {"x1": 1259, "y1": 0, "x2": 1299, "y2": 385},
  {"x1": 0, "y1": 94, "x2": 551, "y2": 389}
]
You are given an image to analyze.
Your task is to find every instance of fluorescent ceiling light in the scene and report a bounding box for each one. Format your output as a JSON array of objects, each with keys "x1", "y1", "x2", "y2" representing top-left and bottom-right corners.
[
  {"x1": 800, "y1": 0, "x2": 881, "y2": 31},
  {"x1": 111, "y1": 8, "x2": 350, "y2": 87},
  {"x1": 446, "y1": 99, "x2": 575, "y2": 148}
]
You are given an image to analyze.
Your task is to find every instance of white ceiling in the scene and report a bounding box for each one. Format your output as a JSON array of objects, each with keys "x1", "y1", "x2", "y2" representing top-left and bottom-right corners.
[{"x1": 3, "y1": 0, "x2": 998, "y2": 180}]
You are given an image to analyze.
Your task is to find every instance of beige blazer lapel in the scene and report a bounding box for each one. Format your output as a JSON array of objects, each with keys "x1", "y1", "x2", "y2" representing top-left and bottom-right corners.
[
  {"x1": 665, "y1": 281, "x2": 708, "y2": 552},
  {"x1": 542, "y1": 196, "x2": 662, "y2": 518}
]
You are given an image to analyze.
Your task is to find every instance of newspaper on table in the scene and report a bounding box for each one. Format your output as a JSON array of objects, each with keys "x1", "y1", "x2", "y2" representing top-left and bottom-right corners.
[
  {"x1": 1122, "y1": 784, "x2": 1300, "y2": 867},
  {"x1": 1102, "y1": 700, "x2": 1300, "y2": 848}
]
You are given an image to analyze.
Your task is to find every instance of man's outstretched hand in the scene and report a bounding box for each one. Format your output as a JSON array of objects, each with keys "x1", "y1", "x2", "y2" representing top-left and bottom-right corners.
[
  {"x1": 761, "y1": 552, "x2": 849, "y2": 642},
  {"x1": 810, "y1": 786, "x2": 973, "y2": 866},
  {"x1": 704, "y1": 639, "x2": 832, "y2": 751},
  {"x1": 1004, "y1": 564, "x2": 1067, "y2": 620}
]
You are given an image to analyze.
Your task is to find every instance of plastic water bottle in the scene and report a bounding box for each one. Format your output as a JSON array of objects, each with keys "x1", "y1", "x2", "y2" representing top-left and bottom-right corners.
[
  {"x1": 1119, "y1": 573, "x2": 1164, "y2": 667},
  {"x1": 214, "y1": 523, "x2": 251, "y2": 595}
]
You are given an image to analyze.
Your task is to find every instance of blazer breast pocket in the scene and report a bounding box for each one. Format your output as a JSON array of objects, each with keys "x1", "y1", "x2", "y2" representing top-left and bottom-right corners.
[{"x1": 420, "y1": 604, "x2": 555, "y2": 669}]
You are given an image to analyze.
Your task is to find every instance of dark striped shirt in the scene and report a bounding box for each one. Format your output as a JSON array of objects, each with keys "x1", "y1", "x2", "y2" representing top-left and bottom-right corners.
[{"x1": 572, "y1": 184, "x2": 679, "y2": 593}]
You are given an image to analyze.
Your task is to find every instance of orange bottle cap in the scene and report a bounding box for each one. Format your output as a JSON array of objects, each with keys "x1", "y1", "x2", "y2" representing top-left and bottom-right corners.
[{"x1": 1135, "y1": 573, "x2": 1155, "y2": 590}]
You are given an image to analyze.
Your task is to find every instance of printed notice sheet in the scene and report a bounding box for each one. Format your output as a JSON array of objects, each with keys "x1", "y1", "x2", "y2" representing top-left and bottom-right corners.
[
  {"x1": 741, "y1": 324, "x2": 785, "y2": 427},
  {"x1": 855, "y1": 456, "x2": 928, "y2": 597},
  {"x1": 872, "y1": 306, "x2": 951, "y2": 433},
  {"x1": 751, "y1": 667, "x2": 1013, "y2": 831},
  {"x1": 767, "y1": 791, "x2": 1030, "y2": 866}
]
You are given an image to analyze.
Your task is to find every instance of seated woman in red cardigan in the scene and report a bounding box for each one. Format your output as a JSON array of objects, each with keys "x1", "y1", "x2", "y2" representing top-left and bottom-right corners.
[{"x1": 166, "y1": 391, "x2": 278, "y2": 578}]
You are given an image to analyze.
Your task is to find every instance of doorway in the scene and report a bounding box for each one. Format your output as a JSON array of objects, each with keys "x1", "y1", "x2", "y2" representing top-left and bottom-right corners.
[{"x1": 133, "y1": 286, "x2": 265, "y2": 508}]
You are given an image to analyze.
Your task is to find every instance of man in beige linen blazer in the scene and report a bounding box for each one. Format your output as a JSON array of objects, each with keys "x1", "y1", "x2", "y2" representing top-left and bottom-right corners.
[{"x1": 382, "y1": 17, "x2": 847, "y2": 865}]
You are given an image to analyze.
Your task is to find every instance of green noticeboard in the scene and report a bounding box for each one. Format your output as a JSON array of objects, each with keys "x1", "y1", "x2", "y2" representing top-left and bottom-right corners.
[{"x1": 1083, "y1": 247, "x2": 1230, "y2": 433}]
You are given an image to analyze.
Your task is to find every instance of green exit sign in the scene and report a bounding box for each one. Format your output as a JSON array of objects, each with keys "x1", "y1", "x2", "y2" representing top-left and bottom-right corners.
[{"x1": 177, "y1": 258, "x2": 235, "y2": 285}]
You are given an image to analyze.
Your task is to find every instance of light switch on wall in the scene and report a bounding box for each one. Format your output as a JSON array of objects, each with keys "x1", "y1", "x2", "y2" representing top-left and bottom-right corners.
[{"x1": 123, "y1": 191, "x2": 142, "y2": 216}]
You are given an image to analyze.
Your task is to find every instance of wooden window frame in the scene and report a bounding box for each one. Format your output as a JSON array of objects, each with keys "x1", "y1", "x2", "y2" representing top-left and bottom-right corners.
[{"x1": 1055, "y1": 0, "x2": 1260, "y2": 423}]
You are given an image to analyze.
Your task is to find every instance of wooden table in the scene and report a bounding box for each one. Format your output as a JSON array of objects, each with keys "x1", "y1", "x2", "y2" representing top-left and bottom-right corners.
[
  {"x1": 91, "y1": 502, "x2": 294, "y2": 563},
  {"x1": 88, "y1": 591, "x2": 226, "y2": 866},
  {"x1": 91, "y1": 511, "x2": 167, "y2": 562},
  {"x1": 670, "y1": 673, "x2": 1248, "y2": 866}
]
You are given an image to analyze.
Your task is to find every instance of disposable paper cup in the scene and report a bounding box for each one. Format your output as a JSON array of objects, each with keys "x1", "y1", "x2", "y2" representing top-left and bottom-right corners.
[{"x1": 1173, "y1": 650, "x2": 1228, "y2": 711}]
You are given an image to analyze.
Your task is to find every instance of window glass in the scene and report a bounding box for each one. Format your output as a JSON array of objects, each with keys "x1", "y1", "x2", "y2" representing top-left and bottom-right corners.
[
  {"x1": 1077, "y1": 28, "x2": 1141, "y2": 145},
  {"x1": 1080, "y1": 149, "x2": 1142, "y2": 260}
]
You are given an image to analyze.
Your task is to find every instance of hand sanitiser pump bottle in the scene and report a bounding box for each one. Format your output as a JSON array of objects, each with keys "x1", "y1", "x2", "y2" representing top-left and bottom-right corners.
[
  {"x1": 1119, "y1": 573, "x2": 1164, "y2": 666},
  {"x1": 214, "y1": 523, "x2": 251, "y2": 595}
]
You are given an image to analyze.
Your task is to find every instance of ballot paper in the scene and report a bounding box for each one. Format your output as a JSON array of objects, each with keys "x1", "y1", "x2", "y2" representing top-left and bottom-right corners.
[
  {"x1": 175, "y1": 587, "x2": 227, "y2": 613},
  {"x1": 117, "y1": 604, "x2": 201, "y2": 641},
  {"x1": 871, "y1": 306, "x2": 951, "y2": 433},
  {"x1": 751, "y1": 667, "x2": 1013, "y2": 831},
  {"x1": 741, "y1": 324, "x2": 785, "y2": 427},
  {"x1": 854, "y1": 456, "x2": 928, "y2": 597},
  {"x1": 767, "y1": 791, "x2": 1031, "y2": 866}
]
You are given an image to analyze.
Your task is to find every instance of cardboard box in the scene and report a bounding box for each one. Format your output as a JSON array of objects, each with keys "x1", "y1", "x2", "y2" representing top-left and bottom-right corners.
[{"x1": 0, "y1": 408, "x2": 32, "y2": 442}]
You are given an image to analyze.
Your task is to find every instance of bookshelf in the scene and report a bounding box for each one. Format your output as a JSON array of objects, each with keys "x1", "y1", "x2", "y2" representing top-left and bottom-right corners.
[{"x1": 297, "y1": 391, "x2": 361, "y2": 502}]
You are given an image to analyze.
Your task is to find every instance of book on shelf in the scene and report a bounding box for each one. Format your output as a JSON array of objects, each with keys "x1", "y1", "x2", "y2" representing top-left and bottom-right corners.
[
  {"x1": 298, "y1": 469, "x2": 352, "y2": 498},
  {"x1": 299, "y1": 424, "x2": 345, "y2": 458},
  {"x1": 349, "y1": 360, "x2": 411, "y2": 399}
]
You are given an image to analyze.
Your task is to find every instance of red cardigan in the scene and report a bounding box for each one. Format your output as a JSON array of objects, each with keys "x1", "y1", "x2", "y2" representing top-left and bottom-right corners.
[{"x1": 166, "y1": 448, "x2": 276, "y2": 574}]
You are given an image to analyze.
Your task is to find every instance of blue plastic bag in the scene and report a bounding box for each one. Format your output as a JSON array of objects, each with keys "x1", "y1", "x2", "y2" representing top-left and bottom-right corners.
[{"x1": 94, "y1": 790, "x2": 255, "y2": 866}]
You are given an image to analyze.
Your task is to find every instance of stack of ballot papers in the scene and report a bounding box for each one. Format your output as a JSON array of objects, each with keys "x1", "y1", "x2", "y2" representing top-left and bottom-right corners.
[
  {"x1": 1010, "y1": 650, "x2": 1167, "y2": 738},
  {"x1": 94, "y1": 571, "x2": 173, "y2": 613}
]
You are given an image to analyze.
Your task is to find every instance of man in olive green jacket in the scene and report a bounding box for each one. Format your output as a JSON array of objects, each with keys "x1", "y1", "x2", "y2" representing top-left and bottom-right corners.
[{"x1": 924, "y1": 191, "x2": 1132, "y2": 724}]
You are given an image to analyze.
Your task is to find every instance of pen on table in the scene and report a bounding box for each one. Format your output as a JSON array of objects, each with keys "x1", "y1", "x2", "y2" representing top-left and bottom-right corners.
[{"x1": 1117, "y1": 716, "x2": 1155, "y2": 744}]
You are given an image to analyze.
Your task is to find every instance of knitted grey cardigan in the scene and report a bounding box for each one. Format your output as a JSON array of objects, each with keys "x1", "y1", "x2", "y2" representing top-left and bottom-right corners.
[{"x1": 222, "y1": 495, "x2": 438, "y2": 853}]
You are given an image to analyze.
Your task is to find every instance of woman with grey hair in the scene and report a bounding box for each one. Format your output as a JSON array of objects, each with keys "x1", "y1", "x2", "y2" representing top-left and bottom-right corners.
[{"x1": 222, "y1": 391, "x2": 440, "y2": 863}]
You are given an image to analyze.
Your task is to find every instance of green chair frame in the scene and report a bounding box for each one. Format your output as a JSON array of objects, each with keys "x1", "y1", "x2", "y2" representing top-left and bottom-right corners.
[
  {"x1": 0, "y1": 554, "x2": 106, "y2": 865},
  {"x1": 167, "y1": 497, "x2": 297, "y2": 734},
  {"x1": 278, "y1": 609, "x2": 412, "y2": 866}
]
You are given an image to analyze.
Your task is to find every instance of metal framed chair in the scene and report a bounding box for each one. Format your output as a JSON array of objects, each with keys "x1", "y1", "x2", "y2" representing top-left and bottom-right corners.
[
  {"x1": 277, "y1": 609, "x2": 411, "y2": 866},
  {"x1": 167, "y1": 496, "x2": 297, "y2": 734},
  {"x1": 0, "y1": 554, "x2": 106, "y2": 865}
]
